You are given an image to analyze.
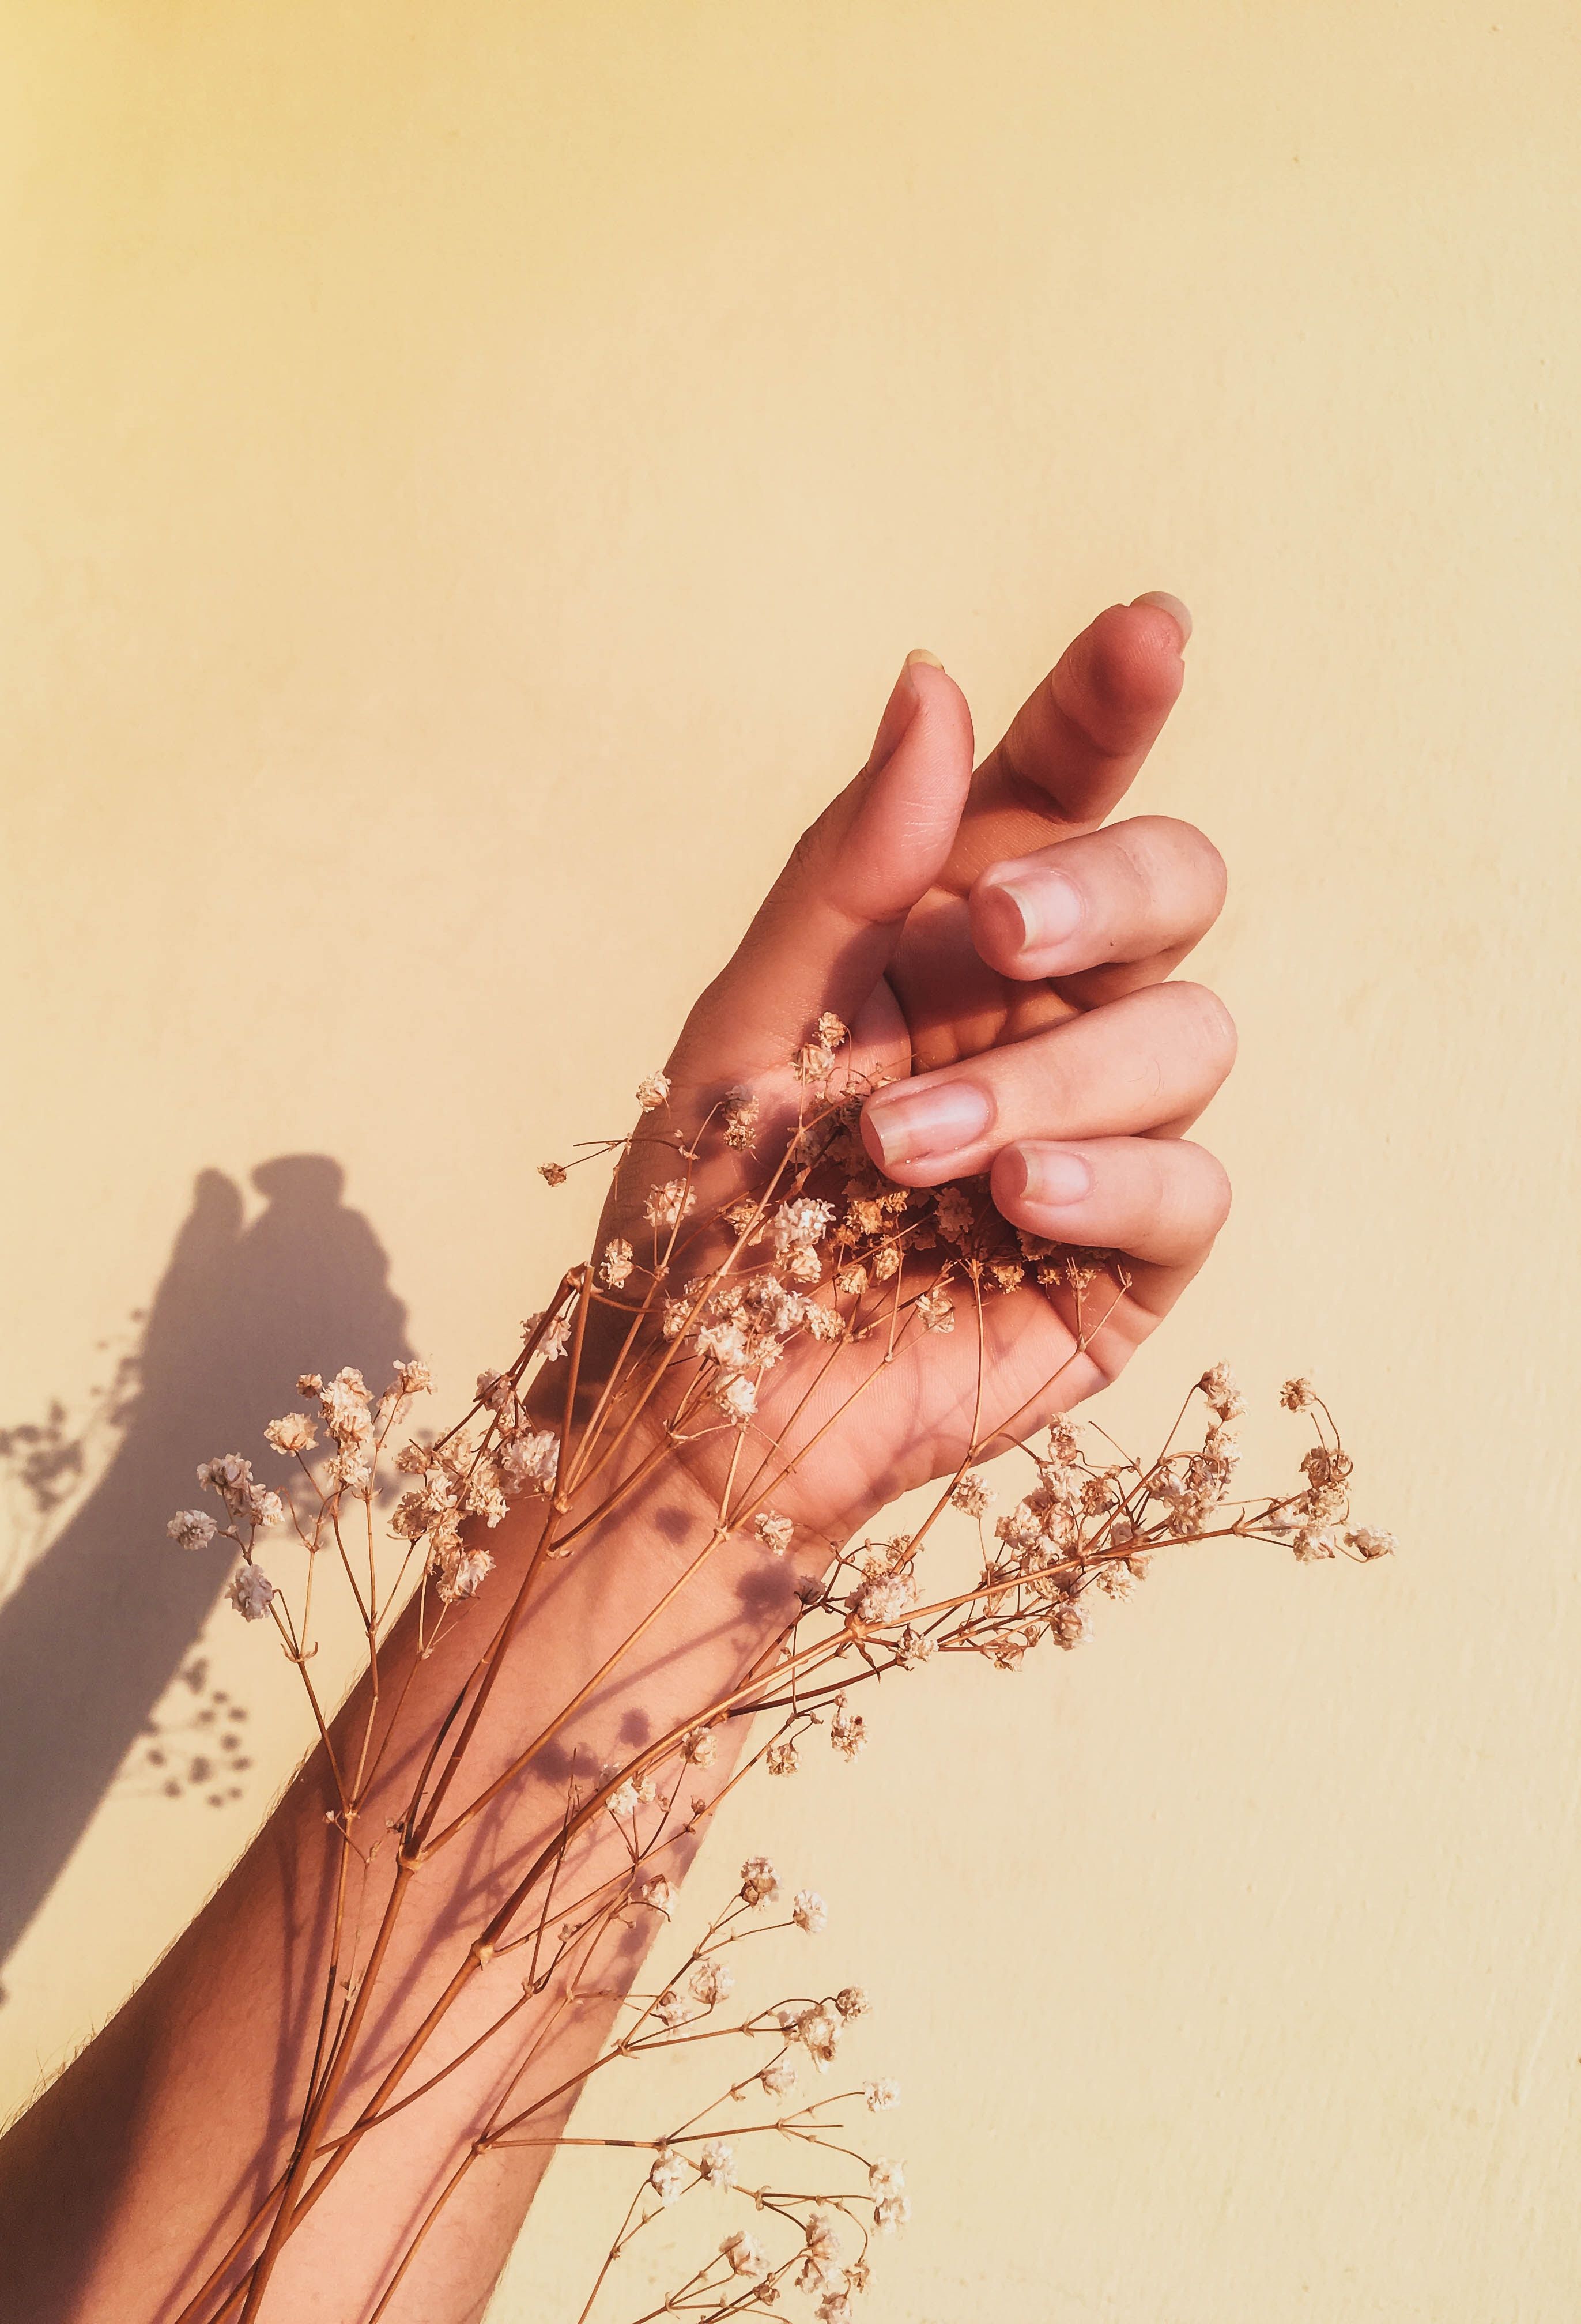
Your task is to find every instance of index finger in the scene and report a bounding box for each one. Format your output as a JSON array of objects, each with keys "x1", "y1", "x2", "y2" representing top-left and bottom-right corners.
[{"x1": 938, "y1": 593, "x2": 1191, "y2": 893}]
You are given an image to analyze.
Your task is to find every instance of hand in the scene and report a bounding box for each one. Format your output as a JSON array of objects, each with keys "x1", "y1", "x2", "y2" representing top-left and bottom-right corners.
[{"x1": 601, "y1": 596, "x2": 1234, "y2": 1541}]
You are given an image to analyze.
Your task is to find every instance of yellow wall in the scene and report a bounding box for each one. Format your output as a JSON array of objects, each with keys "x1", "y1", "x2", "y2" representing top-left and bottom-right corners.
[{"x1": 3, "y1": 5, "x2": 1578, "y2": 2317}]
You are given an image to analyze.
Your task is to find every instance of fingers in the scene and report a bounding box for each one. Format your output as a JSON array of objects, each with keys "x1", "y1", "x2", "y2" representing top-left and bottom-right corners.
[
  {"x1": 859, "y1": 980, "x2": 1236, "y2": 1184},
  {"x1": 968, "y1": 813, "x2": 1226, "y2": 1003},
  {"x1": 941, "y1": 595, "x2": 1191, "y2": 891},
  {"x1": 992, "y1": 1134, "x2": 1231, "y2": 1277},
  {"x1": 669, "y1": 655, "x2": 975, "y2": 1084}
]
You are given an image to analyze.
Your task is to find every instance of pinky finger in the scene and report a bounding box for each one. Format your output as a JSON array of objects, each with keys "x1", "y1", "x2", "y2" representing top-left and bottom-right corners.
[{"x1": 990, "y1": 1135, "x2": 1231, "y2": 1295}]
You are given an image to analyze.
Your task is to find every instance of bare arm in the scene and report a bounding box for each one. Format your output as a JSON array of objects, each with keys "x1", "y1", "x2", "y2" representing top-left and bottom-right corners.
[{"x1": 0, "y1": 599, "x2": 1234, "y2": 2323}]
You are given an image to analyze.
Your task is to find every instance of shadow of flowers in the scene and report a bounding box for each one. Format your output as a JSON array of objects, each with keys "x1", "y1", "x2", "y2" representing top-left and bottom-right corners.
[{"x1": 0, "y1": 1155, "x2": 411, "y2": 1990}]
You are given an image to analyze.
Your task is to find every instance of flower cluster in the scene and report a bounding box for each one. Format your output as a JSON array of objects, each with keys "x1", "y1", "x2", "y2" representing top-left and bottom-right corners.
[
  {"x1": 159, "y1": 1020, "x2": 1387, "y2": 2322},
  {"x1": 590, "y1": 1857, "x2": 908, "y2": 2321}
]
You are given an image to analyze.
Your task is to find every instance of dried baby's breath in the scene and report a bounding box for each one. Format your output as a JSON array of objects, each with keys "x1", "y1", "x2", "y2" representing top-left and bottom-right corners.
[{"x1": 161, "y1": 1020, "x2": 1386, "y2": 2321}]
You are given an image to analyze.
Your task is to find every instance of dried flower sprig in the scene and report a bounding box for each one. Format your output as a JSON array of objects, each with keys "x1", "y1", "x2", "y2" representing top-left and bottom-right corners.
[{"x1": 164, "y1": 1032, "x2": 1388, "y2": 2321}]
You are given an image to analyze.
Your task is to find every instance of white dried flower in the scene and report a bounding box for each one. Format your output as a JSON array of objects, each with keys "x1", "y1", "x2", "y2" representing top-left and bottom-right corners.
[
  {"x1": 1346, "y1": 1527, "x2": 1397, "y2": 1559},
  {"x1": 264, "y1": 1414, "x2": 316, "y2": 1457},
  {"x1": 894, "y1": 1624, "x2": 936, "y2": 1669},
  {"x1": 437, "y1": 1546, "x2": 493, "y2": 1603},
  {"x1": 804, "y1": 2212, "x2": 843, "y2": 2266},
  {"x1": 1292, "y1": 1526, "x2": 1338, "y2": 1562},
  {"x1": 834, "y1": 1985, "x2": 870, "y2": 2019},
  {"x1": 226, "y1": 1563, "x2": 276, "y2": 1622},
  {"x1": 754, "y1": 1510, "x2": 794, "y2": 1557},
  {"x1": 600, "y1": 1238, "x2": 634, "y2": 1289},
  {"x1": 606, "y1": 1780, "x2": 641, "y2": 1820},
  {"x1": 829, "y1": 1698, "x2": 866, "y2": 1760},
  {"x1": 690, "y1": 1957, "x2": 735, "y2": 2006},
  {"x1": 765, "y1": 1734, "x2": 800, "y2": 1776},
  {"x1": 1050, "y1": 1602, "x2": 1091, "y2": 1649},
  {"x1": 499, "y1": 1428, "x2": 559, "y2": 1495},
  {"x1": 950, "y1": 1473, "x2": 995, "y2": 1516},
  {"x1": 648, "y1": 2148, "x2": 687, "y2": 2205},
  {"x1": 332, "y1": 1450, "x2": 373, "y2": 1497},
  {"x1": 639, "y1": 1874, "x2": 674, "y2": 1916},
  {"x1": 739, "y1": 1855, "x2": 780, "y2": 1907},
  {"x1": 873, "y1": 2192, "x2": 911, "y2": 2234},
  {"x1": 996, "y1": 1502, "x2": 1042, "y2": 1552},
  {"x1": 721, "y1": 2229, "x2": 767, "y2": 2277},
  {"x1": 537, "y1": 1315, "x2": 571, "y2": 1362},
  {"x1": 246, "y1": 1484, "x2": 286, "y2": 1529},
  {"x1": 869, "y1": 2157, "x2": 905, "y2": 2197},
  {"x1": 798, "y1": 2009, "x2": 840, "y2": 2069},
  {"x1": 709, "y1": 1372, "x2": 756, "y2": 1424},
  {"x1": 773, "y1": 1197, "x2": 836, "y2": 1258},
  {"x1": 817, "y1": 2296, "x2": 852, "y2": 2324},
  {"x1": 916, "y1": 1285, "x2": 955, "y2": 1333},
  {"x1": 792, "y1": 1888, "x2": 828, "y2": 1934},
  {"x1": 722, "y1": 1085, "x2": 760, "y2": 1149},
  {"x1": 167, "y1": 1508, "x2": 217, "y2": 1552},
  {"x1": 696, "y1": 1316, "x2": 751, "y2": 1369},
  {"x1": 296, "y1": 1372, "x2": 323, "y2": 1397},
  {"x1": 682, "y1": 1725, "x2": 718, "y2": 1767},
  {"x1": 644, "y1": 1179, "x2": 695, "y2": 1231},
  {"x1": 393, "y1": 1359, "x2": 432, "y2": 1395},
  {"x1": 1198, "y1": 1361, "x2": 1246, "y2": 1420},
  {"x1": 1280, "y1": 1376, "x2": 1317, "y2": 1411},
  {"x1": 636, "y1": 1070, "x2": 671, "y2": 1111},
  {"x1": 198, "y1": 1455, "x2": 261, "y2": 1518},
  {"x1": 864, "y1": 2077, "x2": 900, "y2": 2111},
  {"x1": 320, "y1": 1367, "x2": 373, "y2": 1447},
  {"x1": 390, "y1": 1491, "x2": 431, "y2": 1540},
  {"x1": 697, "y1": 2138, "x2": 736, "y2": 2190},
  {"x1": 761, "y1": 2056, "x2": 798, "y2": 2097},
  {"x1": 854, "y1": 1571, "x2": 914, "y2": 1626}
]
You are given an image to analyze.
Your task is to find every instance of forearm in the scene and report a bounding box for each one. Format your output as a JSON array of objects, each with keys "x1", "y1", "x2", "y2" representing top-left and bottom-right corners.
[
  {"x1": 0, "y1": 1457, "x2": 788, "y2": 2324},
  {"x1": 0, "y1": 599, "x2": 1238, "y2": 2324}
]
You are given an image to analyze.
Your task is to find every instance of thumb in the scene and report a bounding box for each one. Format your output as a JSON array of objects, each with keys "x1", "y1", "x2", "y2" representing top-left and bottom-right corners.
[{"x1": 671, "y1": 654, "x2": 975, "y2": 1085}]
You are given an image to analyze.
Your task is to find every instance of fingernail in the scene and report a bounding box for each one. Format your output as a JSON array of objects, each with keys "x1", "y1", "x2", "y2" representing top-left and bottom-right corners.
[
  {"x1": 905, "y1": 647, "x2": 945, "y2": 669},
  {"x1": 862, "y1": 1078, "x2": 992, "y2": 1169},
  {"x1": 1014, "y1": 1145, "x2": 1093, "y2": 1209},
  {"x1": 978, "y1": 865, "x2": 1084, "y2": 958},
  {"x1": 1131, "y1": 590, "x2": 1193, "y2": 647}
]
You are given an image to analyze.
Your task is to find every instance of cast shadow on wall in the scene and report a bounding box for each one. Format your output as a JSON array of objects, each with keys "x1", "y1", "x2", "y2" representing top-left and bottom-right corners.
[{"x1": 0, "y1": 1156, "x2": 411, "y2": 1993}]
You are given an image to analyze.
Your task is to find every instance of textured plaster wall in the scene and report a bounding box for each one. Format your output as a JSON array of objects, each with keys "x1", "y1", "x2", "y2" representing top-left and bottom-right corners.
[{"x1": 2, "y1": 6, "x2": 1578, "y2": 2318}]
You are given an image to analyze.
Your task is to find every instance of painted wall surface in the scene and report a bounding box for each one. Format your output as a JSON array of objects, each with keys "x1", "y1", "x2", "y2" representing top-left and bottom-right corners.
[{"x1": 2, "y1": 6, "x2": 1578, "y2": 2318}]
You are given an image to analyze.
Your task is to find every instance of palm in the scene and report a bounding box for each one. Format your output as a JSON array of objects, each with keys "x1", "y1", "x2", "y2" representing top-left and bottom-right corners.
[{"x1": 606, "y1": 601, "x2": 1231, "y2": 1546}]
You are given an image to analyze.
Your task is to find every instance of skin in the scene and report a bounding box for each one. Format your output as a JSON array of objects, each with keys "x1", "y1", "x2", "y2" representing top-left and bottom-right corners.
[{"x1": 0, "y1": 594, "x2": 1232, "y2": 2323}]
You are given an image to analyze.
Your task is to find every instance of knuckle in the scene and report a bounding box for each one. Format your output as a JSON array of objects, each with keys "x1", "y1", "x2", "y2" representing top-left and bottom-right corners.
[
  {"x1": 1142, "y1": 1140, "x2": 1231, "y2": 1256},
  {"x1": 786, "y1": 812, "x2": 835, "y2": 886},
  {"x1": 1019, "y1": 1043, "x2": 1080, "y2": 1127},
  {"x1": 1166, "y1": 980, "x2": 1237, "y2": 1078},
  {"x1": 1187, "y1": 1145, "x2": 1234, "y2": 1235},
  {"x1": 1116, "y1": 816, "x2": 1228, "y2": 920}
]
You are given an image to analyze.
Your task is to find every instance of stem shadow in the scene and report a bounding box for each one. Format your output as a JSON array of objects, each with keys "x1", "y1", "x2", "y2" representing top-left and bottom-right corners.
[{"x1": 0, "y1": 1155, "x2": 412, "y2": 1993}]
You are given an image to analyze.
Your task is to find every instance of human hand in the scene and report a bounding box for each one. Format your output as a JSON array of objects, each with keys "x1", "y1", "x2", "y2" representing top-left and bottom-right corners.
[{"x1": 594, "y1": 597, "x2": 1233, "y2": 1543}]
